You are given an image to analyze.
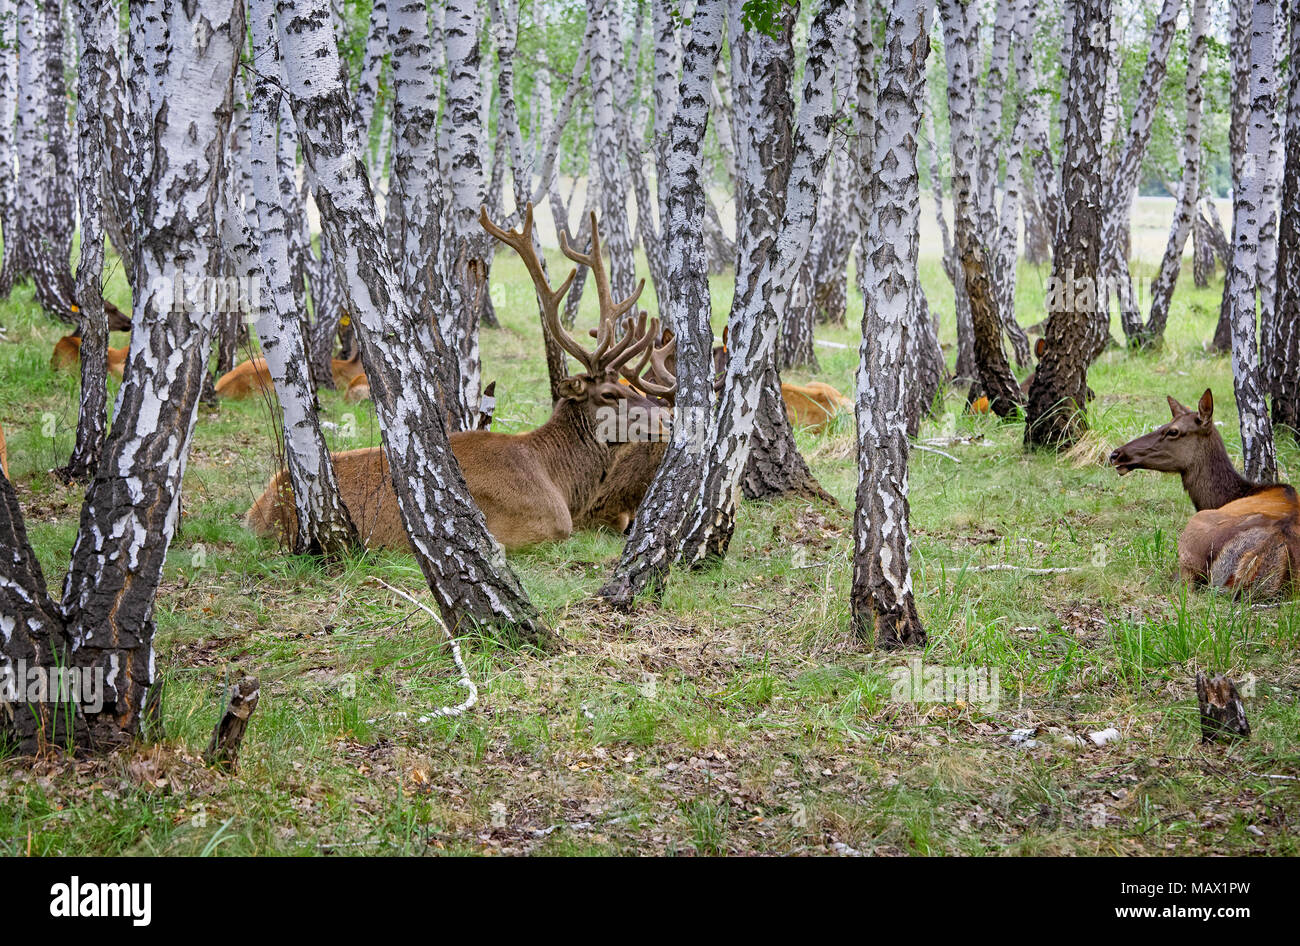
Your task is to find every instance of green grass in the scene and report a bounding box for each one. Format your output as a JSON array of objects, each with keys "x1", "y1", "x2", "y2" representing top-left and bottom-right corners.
[{"x1": 0, "y1": 209, "x2": 1298, "y2": 856}]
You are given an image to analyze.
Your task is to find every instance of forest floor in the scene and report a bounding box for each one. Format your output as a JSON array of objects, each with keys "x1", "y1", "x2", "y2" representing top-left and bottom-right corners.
[{"x1": 1, "y1": 223, "x2": 1297, "y2": 855}]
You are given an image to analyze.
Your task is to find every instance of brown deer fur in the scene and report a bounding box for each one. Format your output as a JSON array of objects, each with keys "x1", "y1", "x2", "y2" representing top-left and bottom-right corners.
[
  {"x1": 216, "y1": 352, "x2": 365, "y2": 399},
  {"x1": 1109, "y1": 389, "x2": 1299, "y2": 596},
  {"x1": 247, "y1": 203, "x2": 671, "y2": 552},
  {"x1": 50, "y1": 335, "x2": 130, "y2": 378}
]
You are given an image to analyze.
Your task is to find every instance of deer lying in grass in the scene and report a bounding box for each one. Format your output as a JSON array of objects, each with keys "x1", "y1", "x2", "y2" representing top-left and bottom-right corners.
[
  {"x1": 216, "y1": 351, "x2": 365, "y2": 399},
  {"x1": 574, "y1": 327, "x2": 678, "y2": 533},
  {"x1": 50, "y1": 335, "x2": 130, "y2": 378},
  {"x1": 247, "y1": 205, "x2": 671, "y2": 551},
  {"x1": 1109, "y1": 389, "x2": 1299, "y2": 597},
  {"x1": 711, "y1": 327, "x2": 852, "y2": 431}
]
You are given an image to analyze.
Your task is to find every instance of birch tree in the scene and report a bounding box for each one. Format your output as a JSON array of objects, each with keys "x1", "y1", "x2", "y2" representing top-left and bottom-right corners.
[
  {"x1": 938, "y1": 0, "x2": 1021, "y2": 415},
  {"x1": 1223, "y1": 0, "x2": 1278, "y2": 482},
  {"x1": 1273, "y1": 0, "x2": 1300, "y2": 438},
  {"x1": 1024, "y1": 0, "x2": 1109, "y2": 448},
  {"x1": 598, "y1": 0, "x2": 725, "y2": 608},
  {"x1": 58, "y1": 0, "x2": 113, "y2": 483},
  {"x1": 440, "y1": 0, "x2": 490, "y2": 430},
  {"x1": 1138, "y1": 0, "x2": 1209, "y2": 346},
  {"x1": 588, "y1": 0, "x2": 637, "y2": 298},
  {"x1": 1102, "y1": 0, "x2": 1180, "y2": 345},
  {"x1": 1, "y1": 0, "x2": 244, "y2": 753},
  {"x1": 678, "y1": 0, "x2": 848, "y2": 565},
  {"x1": 271, "y1": 0, "x2": 550, "y2": 646},
  {"x1": 852, "y1": 0, "x2": 931, "y2": 648},
  {"x1": 233, "y1": 1, "x2": 357, "y2": 557},
  {"x1": 0, "y1": 0, "x2": 16, "y2": 296}
]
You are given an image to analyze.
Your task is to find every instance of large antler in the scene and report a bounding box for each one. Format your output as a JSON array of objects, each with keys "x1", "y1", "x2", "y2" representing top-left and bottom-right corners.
[
  {"x1": 560, "y1": 210, "x2": 646, "y2": 371},
  {"x1": 482, "y1": 202, "x2": 652, "y2": 377},
  {"x1": 479, "y1": 202, "x2": 593, "y2": 369},
  {"x1": 621, "y1": 322, "x2": 677, "y2": 401}
]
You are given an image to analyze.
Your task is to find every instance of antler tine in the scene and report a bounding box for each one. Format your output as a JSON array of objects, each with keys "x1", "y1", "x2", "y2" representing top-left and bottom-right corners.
[
  {"x1": 481, "y1": 202, "x2": 591, "y2": 371},
  {"x1": 603, "y1": 310, "x2": 656, "y2": 375},
  {"x1": 627, "y1": 323, "x2": 676, "y2": 399}
]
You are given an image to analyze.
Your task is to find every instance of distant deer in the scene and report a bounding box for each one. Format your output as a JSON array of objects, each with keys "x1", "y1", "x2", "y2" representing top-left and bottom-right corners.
[
  {"x1": 0, "y1": 422, "x2": 8, "y2": 479},
  {"x1": 247, "y1": 205, "x2": 671, "y2": 551},
  {"x1": 50, "y1": 335, "x2": 130, "y2": 379},
  {"x1": 1109, "y1": 389, "x2": 1299, "y2": 596},
  {"x1": 216, "y1": 351, "x2": 364, "y2": 399},
  {"x1": 711, "y1": 326, "x2": 853, "y2": 432}
]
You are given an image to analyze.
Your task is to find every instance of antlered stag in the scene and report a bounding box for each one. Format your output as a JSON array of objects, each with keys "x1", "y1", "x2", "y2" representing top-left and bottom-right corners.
[
  {"x1": 247, "y1": 205, "x2": 671, "y2": 551},
  {"x1": 1109, "y1": 390, "x2": 1299, "y2": 596}
]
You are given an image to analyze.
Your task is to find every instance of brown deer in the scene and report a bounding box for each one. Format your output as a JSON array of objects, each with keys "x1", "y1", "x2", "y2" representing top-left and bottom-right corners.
[
  {"x1": 1109, "y1": 389, "x2": 1299, "y2": 596},
  {"x1": 574, "y1": 327, "x2": 678, "y2": 533},
  {"x1": 246, "y1": 204, "x2": 671, "y2": 551},
  {"x1": 216, "y1": 351, "x2": 365, "y2": 399},
  {"x1": 50, "y1": 335, "x2": 130, "y2": 379},
  {"x1": 710, "y1": 326, "x2": 852, "y2": 432},
  {"x1": 0, "y1": 422, "x2": 8, "y2": 479}
]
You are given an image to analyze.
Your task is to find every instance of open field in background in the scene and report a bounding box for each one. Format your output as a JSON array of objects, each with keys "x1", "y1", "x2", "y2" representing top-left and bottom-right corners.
[{"x1": 0, "y1": 195, "x2": 1296, "y2": 855}]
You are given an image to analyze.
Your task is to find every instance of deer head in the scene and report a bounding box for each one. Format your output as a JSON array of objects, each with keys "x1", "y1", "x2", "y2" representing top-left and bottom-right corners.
[
  {"x1": 480, "y1": 203, "x2": 671, "y2": 441},
  {"x1": 1109, "y1": 389, "x2": 1217, "y2": 476}
]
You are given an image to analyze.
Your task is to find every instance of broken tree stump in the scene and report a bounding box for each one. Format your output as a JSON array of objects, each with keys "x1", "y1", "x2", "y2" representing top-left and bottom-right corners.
[
  {"x1": 1196, "y1": 672, "x2": 1250, "y2": 743},
  {"x1": 204, "y1": 676, "x2": 260, "y2": 771}
]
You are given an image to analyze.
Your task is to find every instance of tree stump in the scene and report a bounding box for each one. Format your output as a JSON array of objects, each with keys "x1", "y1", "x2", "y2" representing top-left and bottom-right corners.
[
  {"x1": 1196, "y1": 672, "x2": 1250, "y2": 743},
  {"x1": 204, "y1": 676, "x2": 260, "y2": 771}
]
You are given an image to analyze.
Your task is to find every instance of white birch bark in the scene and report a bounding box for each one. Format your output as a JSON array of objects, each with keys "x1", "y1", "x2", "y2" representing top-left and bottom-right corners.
[
  {"x1": 441, "y1": 0, "x2": 488, "y2": 429},
  {"x1": 678, "y1": 0, "x2": 849, "y2": 564},
  {"x1": 0, "y1": 0, "x2": 15, "y2": 291},
  {"x1": 599, "y1": 0, "x2": 725, "y2": 607},
  {"x1": 53, "y1": 0, "x2": 245, "y2": 749},
  {"x1": 270, "y1": 0, "x2": 550, "y2": 645},
  {"x1": 238, "y1": 0, "x2": 356, "y2": 556},
  {"x1": 588, "y1": 0, "x2": 637, "y2": 298},
  {"x1": 1101, "y1": 0, "x2": 1180, "y2": 342},
  {"x1": 851, "y1": 0, "x2": 931, "y2": 648},
  {"x1": 1225, "y1": 0, "x2": 1279, "y2": 482},
  {"x1": 1142, "y1": 0, "x2": 1210, "y2": 344}
]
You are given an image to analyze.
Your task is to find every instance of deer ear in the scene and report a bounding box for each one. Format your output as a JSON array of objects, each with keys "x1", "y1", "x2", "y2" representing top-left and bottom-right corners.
[
  {"x1": 1034, "y1": 337, "x2": 1047, "y2": 359},
  {"x1": 1167, "y1": 395, "x2": 1189, "y2": 418},
  {"x1": 556, "y1": 377, "x2": 587, "y2": 399},
  {"x1": 1198, "y1": 388, "x2": 1214, "y2": 422}
]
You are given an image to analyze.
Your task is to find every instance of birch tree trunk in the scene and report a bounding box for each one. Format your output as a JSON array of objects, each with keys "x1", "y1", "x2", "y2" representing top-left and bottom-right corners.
[
  {"x1": 1102, "y1": 0, "x2": 1180, "y2": 344},
  {"x1": 597, "y1": 0, "x2": 725, "y2": 609},
  {"x1": 678, "y1": 0, "x2": 848, "y2": 566},
  {"x1": 939, "y1": 0, "x2": 1022, "y2": 415},
  {"x1": 1212, "y1": 0, "x2": 1253, "y2": 354},
  {"x1": 2, "y1": 0, "x2": 244, "y2": 754},
  {"x1": 237, "y1": 0, "x2": 357, "y2": 557},
  {"x1": 1272, "y1": 1, "x2": 1300, "y2": 439},
  {"x1": 1024, "y1": 0, "x2": 1109, "y2": 449},
  {"x1": 0, "y1": 0, "x2": 16, "y2": 296},
  {"x1": 271, "y1": 0, "x2": 550, "y2": 646},
  {"x1": 490, "y1": 0, "x2": 570, "y2": 400},
  {"x1": 588, "y1": 0, "x2": 637, "y2": 299},
  {"x1": 1141, "y1": 0, "x2": 1210, "y2": 346},
  {"x1": 1256, "y1": 3, "x2": 1285, "y2": 358},
  {"x1": 852, "y1": 0, "x2": 931, "y2": 649},
  {"x1": 7, "y1": 0, "x2": 43, "y2": 292},
  {"x1": 59, "y1": 0, "x2": 113, "y2": 483},
  {"x1": 441, "y1": 0, "x2": 489, "y2": 430},
  {"x1": 1223, "y1": 0, "x2": 1278, "y2": 482}
]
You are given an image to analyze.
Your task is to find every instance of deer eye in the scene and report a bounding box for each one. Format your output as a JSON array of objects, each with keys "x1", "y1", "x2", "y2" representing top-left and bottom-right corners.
[{"x1": 1165, "y1": 427, "x2": 1180, "y2": 439}]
